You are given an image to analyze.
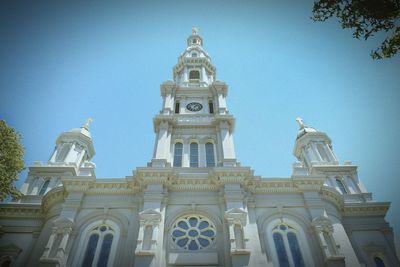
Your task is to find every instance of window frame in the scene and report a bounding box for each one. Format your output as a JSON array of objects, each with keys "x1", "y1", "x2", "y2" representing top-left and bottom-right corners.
[
  {"x1": 335, "y1": 178, "x2": 348, "y2": 194},
  {"x1": 190, "y1": 142, "x2": 199, "y2": 167},
  {"x1": 73, "y1": 221, "x2": 120, "y2": 267},
  {"x1": 265, "y1": 219, "x2": 314, "y2": 267},
  {"x1": 189, "y1": 70, "x2": 200, "y2": 80},
  {"x1": 173, "y1": 142, "x2": 183, "y2": 167},
  {"x1": 38, "y1": 179, "x2": 50, "y2": 196},
  {"x1": 205, "y1": 142, "x2": 215, "y2": 167}
]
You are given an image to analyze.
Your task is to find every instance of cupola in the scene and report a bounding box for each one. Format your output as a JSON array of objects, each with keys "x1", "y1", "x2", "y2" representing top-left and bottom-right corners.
[{"x1": 293, "y1": 117, "x2": 338, "y2": 168}]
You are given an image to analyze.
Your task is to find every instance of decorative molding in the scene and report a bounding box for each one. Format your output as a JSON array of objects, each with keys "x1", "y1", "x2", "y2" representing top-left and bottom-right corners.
[
  {"x1": 42, "y1": 187, "x2": 66, "y2": 212},
  {"x1": 0, "y1": 204, "x2": 43, "y2": 218},
  {"x1": 343, "y1": 203, "x2": 390, "y2": 216}
]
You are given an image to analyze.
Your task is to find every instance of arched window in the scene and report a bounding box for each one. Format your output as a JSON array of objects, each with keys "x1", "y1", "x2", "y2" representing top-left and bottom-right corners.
[
  {"x1": 374, "y1": 256, "x2": 386, "y2": 267},
  {"x1": 335, "y1": 178, "x2": 347, "y2": 194},
  {"x1": 205, "y1": 143, "x2": 215, "y2": 167},
  {"x1": 190, "y1": 143, "x2": 199, "y2": 167},
  {"x1": 189, "y1": 70, "x2": 200, "y2": 80},
  {"x1": 38, "y1": 179, "x2": 50, "y2": 196},
  {"x1": 173, "y1": 143, "x2": 183, "y2": 167},
  {"x1": 272, "y1": 223, "x2": 305, "y2": 267},
  {"x1": 191, "y1": 52, "x2": 197, "y2": 57},
  {"x1": 81, "y1": 225, "x2": 115, "y2": 267}
]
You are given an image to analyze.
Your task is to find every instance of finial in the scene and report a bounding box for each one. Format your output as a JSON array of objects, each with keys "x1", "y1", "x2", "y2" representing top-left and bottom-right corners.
[
  {"x1": 192, "y1": 27, "x2": 198, "y2": 35},
  {"x1": 82, "y1": 117, "x2": 93, "y2": 130},
  {"x1": 296, "y1": 117, "x2": 305, "y2": 130}
]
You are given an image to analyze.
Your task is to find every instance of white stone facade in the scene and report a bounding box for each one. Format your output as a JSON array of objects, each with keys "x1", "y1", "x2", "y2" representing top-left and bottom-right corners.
[{"x1": 0, "y1": 29, "x2": 399, "y2": 267}]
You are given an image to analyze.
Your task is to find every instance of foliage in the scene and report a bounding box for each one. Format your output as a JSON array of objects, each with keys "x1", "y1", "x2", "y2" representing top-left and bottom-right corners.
[
  {"x1": 312, "y1": 0, "x2": 400, "y2": 59},
  {"x1": 0, "y1": 120, "x2": 24, "y2": 201}
]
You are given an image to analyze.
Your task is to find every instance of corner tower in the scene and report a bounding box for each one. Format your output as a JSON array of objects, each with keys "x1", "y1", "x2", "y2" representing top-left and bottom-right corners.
[{"x1": 150, "y1": 28, "x2": 237, "y2": 168}]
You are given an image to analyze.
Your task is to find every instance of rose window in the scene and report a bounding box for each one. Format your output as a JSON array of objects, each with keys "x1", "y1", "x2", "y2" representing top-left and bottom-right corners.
[{"x1": 171, "y1": 215, "x2": 216, "y2": 250}]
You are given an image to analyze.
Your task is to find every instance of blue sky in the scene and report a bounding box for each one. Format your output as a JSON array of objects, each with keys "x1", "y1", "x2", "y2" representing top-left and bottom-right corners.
[{"x1": 1, "y1": 1, "x2": 399, "y2": 238}]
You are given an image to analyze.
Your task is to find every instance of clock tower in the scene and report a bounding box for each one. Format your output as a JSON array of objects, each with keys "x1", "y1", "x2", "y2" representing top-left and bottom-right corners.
[{"x1": 150, "y1": 28, "x2": 237, "y2": 168}]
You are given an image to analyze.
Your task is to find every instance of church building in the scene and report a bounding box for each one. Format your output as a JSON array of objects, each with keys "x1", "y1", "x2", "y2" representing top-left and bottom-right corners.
[{"x1": 0, "y1": 28, "x2": 399, "y2": 267}]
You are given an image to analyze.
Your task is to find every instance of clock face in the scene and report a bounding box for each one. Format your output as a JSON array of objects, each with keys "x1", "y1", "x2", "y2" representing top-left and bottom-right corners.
[{"x1": 186, "y1": 102, "x2": 203, "y2": 112}]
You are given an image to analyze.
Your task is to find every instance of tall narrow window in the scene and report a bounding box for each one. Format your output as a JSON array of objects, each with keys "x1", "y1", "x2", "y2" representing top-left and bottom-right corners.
[
  {"x1": 56, "y1": 143, "x2": 71, "y2": 162},
  {"x1": 97, "y1": 234, "x2": 113, "y2": 267},
  {"x1": 272, "y1": 223, "x2": 306, "y2": 267},
  {"x1": 175, "y1": 102, "x2": 180, "y2": 114},
  {"x1": 374, "y1": 256, "x2": 386, "y2": 267},
  {"x1": 82, "y1": 234, "x2": 99, "y2": 267},
  {"x1": 189, "y1": 70, "x2": 200, "y2": 79},
  {"x1": 336, "y1": 178, "x2": 347, "y2": 194},
  {"x1": 173, "y1": 143, "x2": 183, "y2": 167},
  {"x1": 287, "y1": 232, "x2": 305, "y2": 267},
  {"x1": 273, "y1": 233, "x2": 290, "y2": 267},
  {"x1": 190, "y1": 143, "x2": 199, "y2": 167},
  {"x1": 317, "y1": 143, "x2": 329, "y2": 161},
  {"x1": 39, "y1": 179, "x2": 50, "y2": 196},
  {"x1": 205, "y1": 143, "x2": 215, "y2": 167},
  {"x1": 208, "y1": 101, "x2": 214, "y2": 114}
]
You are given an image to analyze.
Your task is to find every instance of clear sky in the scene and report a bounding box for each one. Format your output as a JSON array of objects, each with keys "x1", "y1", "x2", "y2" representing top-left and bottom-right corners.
[{"x1": 1, "y1": 1, "x2": 399, "y2": 239}]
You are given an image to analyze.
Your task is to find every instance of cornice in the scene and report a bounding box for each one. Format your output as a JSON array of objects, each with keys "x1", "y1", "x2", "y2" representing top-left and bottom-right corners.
[
  {"x1": 173, "y1": 57, "x2": 216, "y2": 77},
  {"x1": 0, "y1": 203, "x2": 43, "y2": 219},
  {"x1": 62, "y1": 176, "x2": 95, "y2": 192},
  {"x1": 135, "y1": 167, "x2": 174, "y2": 186},
  {"x1": 42, "y1": 187, "x2": 66, "y2": 212},
  {"x1": 311, "y1": 165, "x2": 358, "y2": 175},
  {"x1": 321, "y1": 186, "x2": 344, "y2": 210},
  {"x1": 169, "y1": 179, "x2": 219, "y2": 192},
  {"x1": 343, "y1": 202, "x2": 390, "y2": 217},
  {"x1": 86, "y1": 179, "x2": 138, "y2": 195},
  {"x1": 28, "y1": 164, "x2": 77, "y2": 176},
  {"x1": 245, "y1": 176, "x2": 324, "y2": 194}
]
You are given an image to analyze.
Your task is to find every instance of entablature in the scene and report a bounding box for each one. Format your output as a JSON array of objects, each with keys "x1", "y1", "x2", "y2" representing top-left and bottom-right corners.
[
  {"x1": 152, "y1": 114, "x2": 235, "y2": 132},
  {"x1": 0, "y1": 203, "x2": 44, "y2": 219},
  {"x1": 310, "y1": 165, "x2": 358, "y2": 176}
]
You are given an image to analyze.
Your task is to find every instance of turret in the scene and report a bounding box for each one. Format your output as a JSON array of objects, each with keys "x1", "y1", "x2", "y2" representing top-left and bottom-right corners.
[
  {"x1": 49, "y1": 118, "x2": 95, "y2": 167},
  {"x1": 19, "y1": 119, "x2": 96, "y2": 198},
  {"x1": 293, "y1": 117, "x2": 338, "y2": 168},
  {"x1": 292, "y1": 118, "x2": 369, "y2": 197}
]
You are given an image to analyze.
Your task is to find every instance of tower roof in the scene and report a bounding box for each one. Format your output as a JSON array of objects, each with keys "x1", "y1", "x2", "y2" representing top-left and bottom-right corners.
[{"x1": 187, "y1": 27, "x2": 203, "y2": 47}]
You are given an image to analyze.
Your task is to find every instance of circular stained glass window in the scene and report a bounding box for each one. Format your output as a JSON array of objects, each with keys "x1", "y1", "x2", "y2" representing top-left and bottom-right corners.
[{"x1": 171, "y1": 215, "x2": 216, "y2": 250}]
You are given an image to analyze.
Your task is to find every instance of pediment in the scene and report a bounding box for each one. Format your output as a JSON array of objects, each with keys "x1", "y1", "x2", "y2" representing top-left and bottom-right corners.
[
  {"x1": 53, "y1": 216, "x2": 74, "y2": 228},
  {"x1": 224, "y1": 208, "x2": 247, "y2": 225},
  {"x1": 139, "y1": 208, "x2": 162, "y2": 222}
]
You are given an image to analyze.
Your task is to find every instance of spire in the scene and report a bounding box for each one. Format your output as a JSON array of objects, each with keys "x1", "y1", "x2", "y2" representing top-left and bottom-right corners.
[{"x1": 82, "y1": 117, "x2": 93, "y2": 130}]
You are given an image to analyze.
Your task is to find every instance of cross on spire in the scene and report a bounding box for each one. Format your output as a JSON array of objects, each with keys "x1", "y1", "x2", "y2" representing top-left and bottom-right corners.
[{"x1": 82, "y1": 117, "x2": 93, "y2": 130}]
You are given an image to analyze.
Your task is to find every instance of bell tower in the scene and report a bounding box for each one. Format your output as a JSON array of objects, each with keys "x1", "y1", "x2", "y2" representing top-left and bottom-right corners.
[{"x1": 150, "y1": 28, "x2": 237, "y2": 168}]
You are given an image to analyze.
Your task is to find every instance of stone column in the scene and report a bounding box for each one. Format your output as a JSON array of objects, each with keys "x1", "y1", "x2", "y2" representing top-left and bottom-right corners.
[
  {"x1": 219, "y1": 122, "x2": 236, "y2": 166},
  {"x1": 152, "y1": 121, "x2": 170, "y2": 167}
]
